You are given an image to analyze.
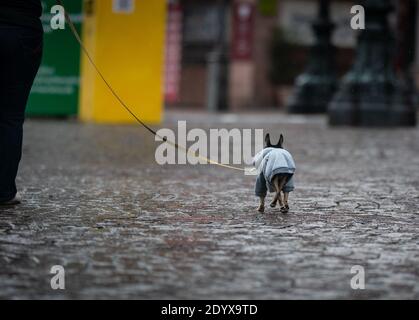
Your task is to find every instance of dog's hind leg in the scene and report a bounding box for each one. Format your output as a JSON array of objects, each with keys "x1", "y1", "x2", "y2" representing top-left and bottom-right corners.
[
  {"x1": 282, "y1": 192, "x2": 290, "y2": 213},
  {"x1": 255, "y1": 172, "x2": 267, "y2": 213},
  {"x1": 258, "y1": 196, "x2": 265, "y2": 213},
  {"x1": 283, "y1": 192, "x2": 289, "y2": 206},
  {"x1": 270, "y1": 176, "x2": 279, "y2": 207},
  {"x1": 277, "y1": 177, "x2": 287, "y2": 212}
]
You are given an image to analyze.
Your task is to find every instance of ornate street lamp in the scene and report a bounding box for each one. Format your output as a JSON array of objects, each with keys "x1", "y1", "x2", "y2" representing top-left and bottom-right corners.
[
  {"x1": 287, "y1": 0, "x2": 337, "y2": 114},
  {"x1": 329, "y1": 0, "x2": 417, "y2": 126},
  {"x1": 396, "y1": 0, "x2": 418, "y2": 112}
]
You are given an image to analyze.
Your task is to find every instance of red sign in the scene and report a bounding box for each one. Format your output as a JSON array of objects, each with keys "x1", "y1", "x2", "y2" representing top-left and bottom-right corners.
[
  {"x1": 231, "y1": 2, "x2": 255, "y2": 60},
  {"x1": 164, "y1": 2, "x2": 183, "y2": 103}
]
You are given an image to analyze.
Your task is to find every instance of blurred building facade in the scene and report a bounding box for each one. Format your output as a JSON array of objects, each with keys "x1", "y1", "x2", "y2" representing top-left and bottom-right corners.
[{"x1": 164, "y1": 0, "x2": 419, "y2": 112}]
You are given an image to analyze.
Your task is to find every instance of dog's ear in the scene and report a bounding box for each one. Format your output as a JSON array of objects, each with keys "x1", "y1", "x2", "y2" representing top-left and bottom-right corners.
[
  {"x1": 277, "y1": 134, "x2": 284, "y2": 148},
  {"x1": 265, "y1": 133, "x2": 272, "y2": 148}
]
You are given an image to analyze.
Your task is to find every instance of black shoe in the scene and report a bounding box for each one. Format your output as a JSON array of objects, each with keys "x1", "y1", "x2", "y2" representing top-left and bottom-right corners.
[{"x1": 0, "y1": 196, "x2": 21, "y2": 206}]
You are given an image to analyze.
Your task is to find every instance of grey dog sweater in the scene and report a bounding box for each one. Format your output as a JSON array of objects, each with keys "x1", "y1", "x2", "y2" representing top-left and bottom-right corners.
[{"x1": 253, "y1": 148, "x2": 296, "y2": 195}]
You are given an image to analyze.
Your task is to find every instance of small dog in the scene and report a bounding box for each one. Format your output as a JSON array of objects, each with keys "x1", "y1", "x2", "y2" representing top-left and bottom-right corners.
[{"x1": 253, "y1": 133, "x2": 296, "y2": 213}]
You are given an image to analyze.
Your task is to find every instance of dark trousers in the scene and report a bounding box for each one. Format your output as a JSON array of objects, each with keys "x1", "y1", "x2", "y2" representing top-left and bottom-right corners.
[{"x1": 0, "y1": 24, "x2": 43, "y2": 202}]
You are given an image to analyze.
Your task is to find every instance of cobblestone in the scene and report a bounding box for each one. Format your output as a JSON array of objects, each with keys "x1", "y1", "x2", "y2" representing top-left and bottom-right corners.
[{"x1": 0, "y1": 112, "x2": 418, "y2": 299}]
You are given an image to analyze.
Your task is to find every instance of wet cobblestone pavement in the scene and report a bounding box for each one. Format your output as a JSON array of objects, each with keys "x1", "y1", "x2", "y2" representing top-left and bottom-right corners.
[{"x1": 1, "y1": 111, "x2": 419, "y2": 299}]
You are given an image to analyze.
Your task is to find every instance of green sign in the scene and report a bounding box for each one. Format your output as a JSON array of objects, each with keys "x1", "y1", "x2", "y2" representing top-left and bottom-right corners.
[
  {"x1": 258, "y1": 0, "x2": 278, "y2": 16},
  {"x1": 26, "y1": 0, "x2": 83, "y2": 116}
]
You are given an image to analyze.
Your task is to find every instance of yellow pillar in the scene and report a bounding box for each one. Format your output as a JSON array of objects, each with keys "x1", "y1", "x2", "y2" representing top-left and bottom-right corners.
[{"x1": 79, "y1": 0, "x2": 166, "y2": 124}]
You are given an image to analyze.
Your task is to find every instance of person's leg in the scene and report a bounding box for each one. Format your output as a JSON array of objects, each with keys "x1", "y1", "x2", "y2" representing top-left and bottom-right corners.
[
  {"x1": 0, "y1": 25, "x2": 43, "y2": 203},
  {"x1": 255, "y1": 172, "x2": 267, "y2": 213}
]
